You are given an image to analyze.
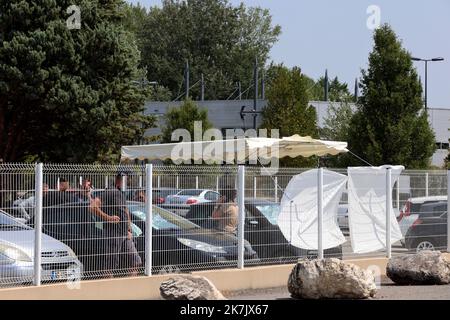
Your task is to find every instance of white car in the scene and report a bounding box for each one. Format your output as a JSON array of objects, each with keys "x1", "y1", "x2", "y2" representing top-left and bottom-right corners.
[
  {"x1": 165, "y1": 189, "x2": 220, "y2": 205},
  {"x1": 0, "y1": 210, "x2": 83, "y2": 285},
  {"x1": 397, "y1": 196, "x2": 448, "y2": 240}
]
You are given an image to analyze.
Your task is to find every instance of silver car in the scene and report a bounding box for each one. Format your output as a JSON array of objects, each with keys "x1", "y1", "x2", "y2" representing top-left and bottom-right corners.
[
  {"x1": 0, "y1": 210, "x2": 83, "y2": 285},
  {"x1": 165, "y1": 189, "x2": 220, "y2": 205}
]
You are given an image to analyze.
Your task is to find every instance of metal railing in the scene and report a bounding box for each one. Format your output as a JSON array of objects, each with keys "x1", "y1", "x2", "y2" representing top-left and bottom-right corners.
[{"x1": 0, "y1": 163, "x2": 448, "y2": 288}]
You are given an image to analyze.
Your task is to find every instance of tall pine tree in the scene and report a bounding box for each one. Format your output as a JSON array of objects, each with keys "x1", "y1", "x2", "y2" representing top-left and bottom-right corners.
[
  {"x1": 0, "y1": 0, "x2": 155, "y2": 163},
  {"x1": 348, "y1": 24, "x2": 435, "y2": 168}
]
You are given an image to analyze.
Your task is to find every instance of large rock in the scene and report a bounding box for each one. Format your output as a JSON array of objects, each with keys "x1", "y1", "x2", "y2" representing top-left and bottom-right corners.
[
  {"x1": 387, "y1": 250, "x2": 450, "y2": 285},
  {"x1": 288, "y1": 258, "x2": 377, "y2": 299},
  {"x1": 160, "y1": 275, "x2": 226, "y2": 300}
]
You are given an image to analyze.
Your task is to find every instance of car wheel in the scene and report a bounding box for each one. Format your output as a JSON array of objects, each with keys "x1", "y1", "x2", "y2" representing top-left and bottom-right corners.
[
  {"x1": 157, "y1": 265, "x2": 181, "y2": 275},
  {"x1": 415, "y1": 240, "x2": 436, "y2": 252}
]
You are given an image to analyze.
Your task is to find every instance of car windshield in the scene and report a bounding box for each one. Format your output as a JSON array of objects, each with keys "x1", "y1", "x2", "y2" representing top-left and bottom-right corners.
[
  {"x1": 255, "y1": 204, "x2": 280, "y2": 225},
  {"x1": 128, "y1": 203, "x2": 200, "y2": 230},
  {"x1": 0, "y1": 211, "x2": 31, "y2": 230},
  {"x1": 177, "y1": 189, "x2": 203, "y2": 196}
]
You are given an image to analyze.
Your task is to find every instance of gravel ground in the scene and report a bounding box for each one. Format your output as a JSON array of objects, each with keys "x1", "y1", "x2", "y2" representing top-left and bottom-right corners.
[{"x1": 224, "y1": 276, "x2": 450, "y2": 300}]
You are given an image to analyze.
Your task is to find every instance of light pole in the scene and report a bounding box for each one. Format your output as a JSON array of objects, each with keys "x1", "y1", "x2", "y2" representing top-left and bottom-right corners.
[{"x1": 411, "y1": 56, "x2": 444, "y2": 110}]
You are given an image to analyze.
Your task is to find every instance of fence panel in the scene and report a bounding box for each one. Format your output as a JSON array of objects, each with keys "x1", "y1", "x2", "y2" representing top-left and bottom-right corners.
[
  {"x1": 154, "y1": 165, "x2": 249, "y2": 273},
  {"x1": 0, "y1": 163, "x2": 36, "y2": 287},
  {"x1": 0, "y1": 163, "x2": 448, "y2": 290}
]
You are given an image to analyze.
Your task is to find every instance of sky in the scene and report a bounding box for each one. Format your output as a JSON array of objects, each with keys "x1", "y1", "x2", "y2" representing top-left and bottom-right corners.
[{"x1": 127, "y1": 0, "x2": 450, "y2": 108}]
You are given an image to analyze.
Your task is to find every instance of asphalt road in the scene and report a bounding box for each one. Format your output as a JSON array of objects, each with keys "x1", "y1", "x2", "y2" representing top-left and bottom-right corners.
[{"x1": 225, "y1": 276, "x2": 450, "y2": 300}]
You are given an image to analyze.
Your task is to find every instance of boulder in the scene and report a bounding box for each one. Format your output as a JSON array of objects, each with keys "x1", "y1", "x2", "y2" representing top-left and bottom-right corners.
[
  {"x1": 160, "y1": 275, "x2": 226, "y2": 300},
  {"x1": 288, "y1": 258, "x2": 377, "y2": 299},
  {"x1": 386, "y1": 250, "x2": 450, "y2": 285}
]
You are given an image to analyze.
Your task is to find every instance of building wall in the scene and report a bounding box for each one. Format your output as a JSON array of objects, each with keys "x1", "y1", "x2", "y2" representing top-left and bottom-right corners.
[
  {"x1": 144, "y1": 100, "x2": 449, "y2": 167},
  {"x1": 144, "y1": 99, "x2": 267, "y2": 137}
]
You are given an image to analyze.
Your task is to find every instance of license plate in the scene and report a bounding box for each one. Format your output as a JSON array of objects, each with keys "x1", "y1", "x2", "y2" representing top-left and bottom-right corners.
[{"x1": 50, "y1": 270, "x2": 65, "y2": 280}]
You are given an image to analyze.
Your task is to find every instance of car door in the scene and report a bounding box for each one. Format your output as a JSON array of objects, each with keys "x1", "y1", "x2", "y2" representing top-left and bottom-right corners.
[
  {"x1": 185, "y1": 203, "x2": 215, "y2": 229},
  {"x1": 432, "y1": 205, "x2": 447, "y2": 248},
  {"x1": 243, "y1": 204, "x2": 291, "y2": 259}
]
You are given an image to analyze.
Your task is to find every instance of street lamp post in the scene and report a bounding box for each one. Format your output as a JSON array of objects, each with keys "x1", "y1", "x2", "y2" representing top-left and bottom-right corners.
[{"x1": 411, "y1": 56, "x2": 444, "y2": 110}]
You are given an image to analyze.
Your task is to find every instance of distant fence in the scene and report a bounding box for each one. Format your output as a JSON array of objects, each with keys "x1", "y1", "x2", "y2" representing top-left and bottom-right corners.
[{"x1": 0, "y1": 163, "x2": 448, "y2": 289}]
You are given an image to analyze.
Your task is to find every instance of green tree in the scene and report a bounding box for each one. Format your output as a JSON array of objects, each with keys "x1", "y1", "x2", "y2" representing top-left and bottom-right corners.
[
  {"x1": 0, "y1": 0, "x2": 155, "y2": 163},
  {"x1": 320, "y1": 101, "x2": 354, "y2": 167},
  {"x1": 305, "y1": 75, "x2": 353, "y2": 102},
  {"x1": 122, "y1": 2, "x2": 148, "y2": 38},
  {"x1": 348, "y1": 24, "x2": 435, "y2": 168},
  {"x1": 162, "y1": 99, "x2": 213, "y2": 143},
  {"x1": 261, "y1": 65, "x2": 318, "y2": 167},
  {"x1": 137, "y1": 0, "x2": 281, "y2": 100}
]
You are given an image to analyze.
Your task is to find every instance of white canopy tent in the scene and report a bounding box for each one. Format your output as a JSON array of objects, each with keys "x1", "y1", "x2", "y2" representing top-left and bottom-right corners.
[{"x1": 120, "y1": 134, "x2": 348, "y2": 162}]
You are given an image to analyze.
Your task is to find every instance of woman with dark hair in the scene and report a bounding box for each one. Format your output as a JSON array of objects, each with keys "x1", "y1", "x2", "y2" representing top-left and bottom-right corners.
[{"x1": 211, "y1": 187, "x2": 238, "y2": 233}]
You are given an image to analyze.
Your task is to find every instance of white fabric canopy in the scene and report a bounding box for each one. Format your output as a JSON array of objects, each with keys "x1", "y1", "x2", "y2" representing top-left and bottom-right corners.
[
  {"x1": 347, "y1": 165, "x2": 404, "y2": 254},
  {"x1": 121, "y1": 134, "x2": 348, "y2": 162},
  {"x1": 277, "y1": 169, "x2": 348, "y2": 250}
]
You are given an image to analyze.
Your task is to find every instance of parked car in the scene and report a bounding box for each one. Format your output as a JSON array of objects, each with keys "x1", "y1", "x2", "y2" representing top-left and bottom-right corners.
[
  {"x1": 165, "y1": 189, "x2": 220, "y2": 205},
  {"x1": 40, "y1": 199, "x2": 259, "y2": 275},
  {"x1": 404, "y1": 201, "x2": 447, "y2": 252},
  {"x1": 184, "y1": 198, "x2": 343, "y2": 263},
  {"x1": 128, "y1": 201, "x2": 259, "y2": 272},
  {"x1": 152, "y1": 188, "x2": 180, "y2": 204},
  {"x1": 0, "y1": 209, "x2": 82, "y2": 285},
  {"x1": 337, "y1": 204, "x2": 348, "y2": 231},
  {"x1": 397, "y1": 196, "x2": 447, "y2": 240}
]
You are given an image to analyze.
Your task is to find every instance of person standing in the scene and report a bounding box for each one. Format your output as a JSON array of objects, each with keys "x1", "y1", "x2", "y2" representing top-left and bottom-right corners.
[
  {"x1": 90, "y1": 173, "x2": 142, "y2": 277},
  {"x1": 77, "y1": 178, "x2": 93, "y2": 202}
]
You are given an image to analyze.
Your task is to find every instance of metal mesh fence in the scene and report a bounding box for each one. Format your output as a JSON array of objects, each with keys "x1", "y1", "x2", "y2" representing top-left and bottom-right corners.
[
  {"x1": 0, "y1": 164, "x2": 36, "y2": 287},
  {"x1": 0, "y1": 163, "x2": 448, "y2": 289}
]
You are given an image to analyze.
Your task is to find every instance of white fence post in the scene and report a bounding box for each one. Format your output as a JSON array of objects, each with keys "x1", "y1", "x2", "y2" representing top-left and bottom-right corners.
[
  {"x1": 317, "y1": 168, "x2": 324, "y2": 259},
  {"x1": 145, "y1": 164, "x2": 153, "y2": 276},
  {"x1": 274, "y1": 176, "x2": 278, "y2": 202},
  {"x1": 386, "y1": 168, "x2": 392, "y2": 258},
  {"x1": 253, "y1": 176, "x2": 257, "y2": 199},
  {"x1": 425, "y1": 172, "x2": 429, "y2": 197},
  {"x1": 195, "y1": 176, "x2": 199, "y2": 189},
  {"x1": 104, "y1": 176, "x2": 108, "y2": 189},
  {"x1": 122, "y1": 175, "x2": 127, "y2": 191},
  {"x1": 176, "y1": 176, "x2": 180, "y2": 189},
  {"x1": 237, "y1": 165, "x2": 245, "y2": 269},
  {"x1": 34, "y1": 163, "x2": 43, "y2": 286},
  {"x1": 447, "y1": 170, "x2": 450, "y2": 253},
  {"x1": 396, "y1": 179, "x2": 400, "y2": 209}
]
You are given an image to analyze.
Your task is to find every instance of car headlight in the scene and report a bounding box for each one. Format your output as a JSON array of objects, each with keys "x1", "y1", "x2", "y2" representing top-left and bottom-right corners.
[
  {"x1": 0, "y1": 243, "x2": 32, "y2": 262},
  {"x1": 177, "y1": 238, "x2": 227, "y2": 254}
]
